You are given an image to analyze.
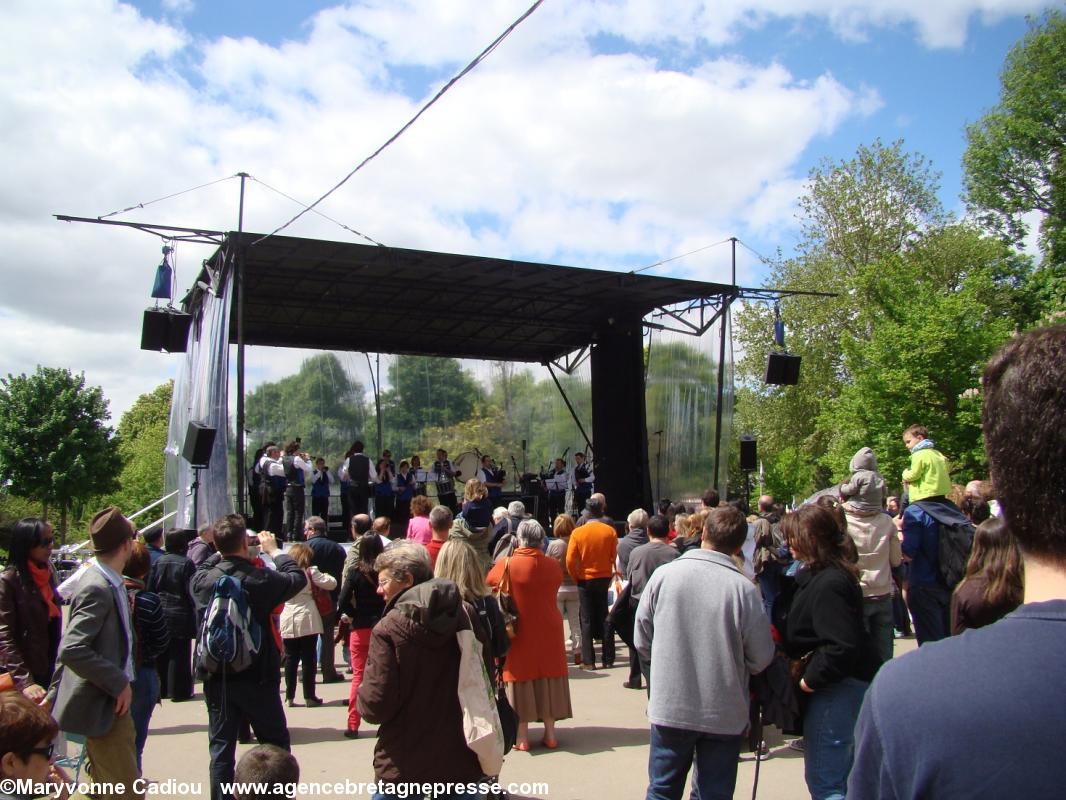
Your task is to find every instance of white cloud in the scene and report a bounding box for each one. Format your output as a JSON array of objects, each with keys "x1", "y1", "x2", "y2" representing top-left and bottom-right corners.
[{"x1": 0, "y1": 0, "x2": 1038, "y2": 420}]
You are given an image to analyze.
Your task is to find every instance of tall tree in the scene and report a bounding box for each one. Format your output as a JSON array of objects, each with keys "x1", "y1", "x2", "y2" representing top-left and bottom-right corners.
[
  {"x1": 0, "y1": 367, "x2": 120, "y2": 540},
  {"x1": 380, "y1": 356, "x2": 480, "y2": 455},
  {"x1": 107, "y1": 381, "x2": 172, "y2": 517},
  {"x1": 245, "y1": 353, "x2": 367, "y2": 462},
  {"x1": 963, "y1": 10, "x2": 1066, "y2": 284},
  {"x1": 734, "y1": 140, "x2": 946, "y2": 494}
]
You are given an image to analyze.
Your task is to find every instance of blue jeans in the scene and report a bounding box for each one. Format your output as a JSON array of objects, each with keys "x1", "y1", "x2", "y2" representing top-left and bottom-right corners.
[
  {"x1": 130, "y1": 665, "x2": 160, "y2": 770},
  {"x1": 646, "y1": 724, "x2": 741, "y2": 800},
  {"x1": 803, "y1": 677, "x2": 868, "y2": 800}
]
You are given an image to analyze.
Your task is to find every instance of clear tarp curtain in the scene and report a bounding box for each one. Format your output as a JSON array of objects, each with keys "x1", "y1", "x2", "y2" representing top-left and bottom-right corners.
[
  {"x1": 164, "y1": 263, "x2": 233, "y2": 530},
  {"x1": 237, "y1": 350, "x2": 593, "y2": 497},
  {"x1": 645, "y1": 306, "x2": 733, "y2": 504}
]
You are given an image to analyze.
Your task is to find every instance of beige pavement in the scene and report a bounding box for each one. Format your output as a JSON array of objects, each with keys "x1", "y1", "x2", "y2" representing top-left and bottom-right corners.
[{"x1": 139, "y1": 637, "x2": 917, "y2": 800}]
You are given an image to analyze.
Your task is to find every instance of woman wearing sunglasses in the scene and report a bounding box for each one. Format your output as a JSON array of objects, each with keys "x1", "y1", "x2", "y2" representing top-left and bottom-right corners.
[{"x1": 0, "y1": 518, "x2": 61, "y2": 705}]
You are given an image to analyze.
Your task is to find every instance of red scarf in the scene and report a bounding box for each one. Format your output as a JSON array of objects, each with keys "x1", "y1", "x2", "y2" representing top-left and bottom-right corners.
[{"x1": 27, "y1": 561, "x2": 60, "y2": 619}]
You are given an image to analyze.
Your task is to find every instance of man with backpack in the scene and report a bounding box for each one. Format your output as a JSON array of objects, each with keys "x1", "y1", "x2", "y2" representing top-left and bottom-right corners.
[{"x1": 190, "y1": 516, "x2": 306, "y2": 800}]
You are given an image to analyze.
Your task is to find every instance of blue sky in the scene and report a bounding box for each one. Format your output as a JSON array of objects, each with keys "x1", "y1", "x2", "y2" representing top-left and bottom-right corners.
[{"x1": 0, "y1": 0, "x2": 1047, "y2": 418}]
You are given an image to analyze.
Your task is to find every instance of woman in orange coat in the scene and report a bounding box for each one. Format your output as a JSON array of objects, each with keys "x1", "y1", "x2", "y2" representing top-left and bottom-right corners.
[{"x1": 487, "y1": 518, "x2": 572, "y2": 751}]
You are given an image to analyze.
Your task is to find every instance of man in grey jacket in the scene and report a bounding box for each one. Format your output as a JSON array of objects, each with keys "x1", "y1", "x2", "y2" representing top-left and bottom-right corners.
[
  {"x1": 51, "y1": 506, "x2": 143, "y2": 800},
  {"x1": 635, "y1": 505, "x2": 775, "y2": 800}
]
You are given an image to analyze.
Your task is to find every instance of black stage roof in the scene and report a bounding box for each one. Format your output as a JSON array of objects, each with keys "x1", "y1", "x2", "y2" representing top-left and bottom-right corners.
[{"x1": 219, "y1": 232, "x2": 735, "y2": 363}]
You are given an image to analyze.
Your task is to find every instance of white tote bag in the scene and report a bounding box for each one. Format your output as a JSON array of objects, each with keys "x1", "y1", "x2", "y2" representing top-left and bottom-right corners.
[{"x1": 456, "y1": 606, "x2": 505, "y2": 776}]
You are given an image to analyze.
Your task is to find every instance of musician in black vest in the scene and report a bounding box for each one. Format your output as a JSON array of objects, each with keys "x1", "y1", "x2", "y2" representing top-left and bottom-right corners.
[
  {"x1": 572, "y1": 452, "x2": 594, "y2": 516},
  {"x1": 258, "y1": 445, "x2": 286, "y2": 537},
  {"x1": 283, "y1": 441, "x2": 311, "y2": 542},
  {"x1": 478, "y1": 455, "x2": 505, "y2": 503},
  {"x1": 345, "y1": 441, "x2": 377, "y2": 517},
  {"x1": 432, "y1": 448, "x2": 458, "y2": 513},
  {"x1": 547, "y1": 457, "x2": 569, "y2": 521}
]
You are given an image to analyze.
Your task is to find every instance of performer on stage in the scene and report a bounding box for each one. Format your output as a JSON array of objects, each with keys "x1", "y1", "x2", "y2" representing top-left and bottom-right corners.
[
  {"x1": 394, "y1": 460, "x2": 415, "y2": 526},
  {"x1": 547, "y1": 457, "x2": 569, "y2": 521},
  {"x1": 311, "y1": 457, "x2": 331, "y2": 521},
  {"x1": 410, "y1": 455, "x2": 427, "y2": 497},
  {"x1": 374, "y1": 457, "x2": 396, "y2": 520},
  {"x1": 431, "y1": 448, "x2": 458, "y2": 512},
  {"x1": 478, "y1": 454, "x2": 505, "y2": 502},
  {"x1": 258, "y1": 445, "x2": 286, "y2": 536},
  {"x1": 572, "y1": 451, "x2": 594, "y2": 516},
  {"x1": 283, "y1": 441, "x2": 312, "y2": 541},
  {"x1": 345, "y1": 441, "x2": 378, "y2": 517}
]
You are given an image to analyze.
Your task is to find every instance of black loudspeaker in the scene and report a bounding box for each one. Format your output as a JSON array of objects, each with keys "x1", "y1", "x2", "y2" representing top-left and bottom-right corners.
[
  {"x1": 141, "y1": 309, "x2": 169, "y2": 351},
  {"x1": 739, "y1": 436, "x2": 758, "y2": 471},
  {"x1": 166, "y1": 313, "x2": 192, "y2": 352},
  {"x1": 182, "y1": 421, "x2": 216, "y2": 468},
  {"x1": 141, "y1": 308, "x2": 192, "y2": 353},
  {"x1": 765, "y1": 352, "x2": 801, "y2": 385}
]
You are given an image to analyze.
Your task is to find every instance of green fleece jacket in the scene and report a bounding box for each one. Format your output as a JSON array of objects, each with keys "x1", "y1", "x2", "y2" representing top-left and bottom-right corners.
[{"x1": 902, "y1": 447, "x2": 951, "y2": 501}]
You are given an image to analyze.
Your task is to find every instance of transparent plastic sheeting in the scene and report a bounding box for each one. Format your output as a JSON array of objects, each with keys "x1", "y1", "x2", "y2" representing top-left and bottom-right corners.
[
  {"x1": 645, "y1": 306, "x2": 733, "y2": 505},
  {"x1": 163, "y1": 273, "x2": 234, "y2": 530},
  {"x1": 233, "y1": 350, "x2": 593, "y2": 500},
  {"x1": 232, "y1": 309, "x2": 730, "y2": 513}
]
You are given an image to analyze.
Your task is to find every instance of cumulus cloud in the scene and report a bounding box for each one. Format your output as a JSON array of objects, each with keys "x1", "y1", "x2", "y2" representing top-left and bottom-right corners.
[{"x1": 0, "y1": 0, "x2": 1038, "y2": 418}]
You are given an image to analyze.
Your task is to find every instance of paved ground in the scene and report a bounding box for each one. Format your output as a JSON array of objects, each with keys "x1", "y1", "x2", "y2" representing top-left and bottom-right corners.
[{"x1": 137, "y1": 637, "x2": 917, "y2": 800}]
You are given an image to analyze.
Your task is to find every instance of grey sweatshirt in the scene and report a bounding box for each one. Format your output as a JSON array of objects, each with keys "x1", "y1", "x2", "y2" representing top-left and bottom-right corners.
[
  {"x1": 840, "y1": 447, "x2": 887, "y2": 513},
  {"x1": 634, "y1": 548, "x2": 774, "y2": 735}
]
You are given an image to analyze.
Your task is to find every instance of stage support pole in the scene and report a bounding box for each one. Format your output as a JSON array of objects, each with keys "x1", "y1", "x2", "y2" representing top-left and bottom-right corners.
[
  {"x1": 235, "y1": 172, "x2": 248, "y2": 517},
  {"x1": 712, "y1": 238, "x2": 737, "y2": 494}
]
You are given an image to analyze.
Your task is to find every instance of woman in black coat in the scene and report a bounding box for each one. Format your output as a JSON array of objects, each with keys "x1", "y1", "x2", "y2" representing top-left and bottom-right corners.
[
  {"x1": 783, "y1": 502, "x2": 879, "y2": 800},
  {"x1": 146, "y1": 528, "x2": 197, "y2": 701},
  {"x1": 337, "y1": 532, "x2": 386, "y2": 737}
]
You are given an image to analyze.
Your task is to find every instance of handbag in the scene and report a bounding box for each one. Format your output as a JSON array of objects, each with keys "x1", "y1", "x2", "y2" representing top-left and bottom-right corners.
[
  {"x1": 306, "y1": 569, "x2": 333, "y2": 616},
  {"x1": 456, "y1": 607, "x2": 505, "y2": 775},
  {"x1": 494, "y1": 557, "x2": 520, "y2": 639},
  {"x1": 495, "y1": 668, "x2": 518, "y2": 755}
]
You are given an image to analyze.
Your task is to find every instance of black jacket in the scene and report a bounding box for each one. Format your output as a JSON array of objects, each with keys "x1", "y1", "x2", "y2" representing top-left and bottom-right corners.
[
  {"x1": 337, "y1": 566, "x2": 386, "y2": 629},
  {"x1": 146, "y1": 553, "x2": 197, "y2": 639},
  {"x1": 784, "y1": 565, "x2": 879, "y2": 690},
  {"x1": 306, "y1": 535, "x2": 347, "y2": 603},
  {"x1": 190, "y1": 552, "x2": 306, "y2": 683}
]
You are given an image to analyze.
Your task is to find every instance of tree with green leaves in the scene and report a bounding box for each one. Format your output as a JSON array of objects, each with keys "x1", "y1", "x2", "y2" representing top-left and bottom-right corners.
[
  {"x1": 380, "y1": 356, "x2": 481, "y2": 456},
  {"x1": 736, "y1": 140, "x2": 1037, "y2": 500},
  {"x1": 0, "y1": 367, "x2": 120, "y2": 541},
  {"x1": 245, "y1": 353, "x2": 367, "y2": 462},
  {"x1": 105, "y1": 381, "x2": 172, "y2": 517},
  {"x1": 963, "y1": 10, "x2": 1066, "y2": 287}
]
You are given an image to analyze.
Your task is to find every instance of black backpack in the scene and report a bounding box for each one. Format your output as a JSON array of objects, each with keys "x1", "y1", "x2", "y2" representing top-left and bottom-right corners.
[{"x1": 936, "y1": 518, "x2": 976, "y2": 589}]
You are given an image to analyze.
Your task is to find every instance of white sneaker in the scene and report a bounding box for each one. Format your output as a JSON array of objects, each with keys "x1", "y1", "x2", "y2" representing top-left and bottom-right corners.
[{"x1": 788, "y1": 738, "x2": 805, "y2": 752}]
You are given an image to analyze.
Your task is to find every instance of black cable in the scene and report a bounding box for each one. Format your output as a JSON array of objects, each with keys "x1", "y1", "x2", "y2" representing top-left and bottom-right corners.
[{"x1": 251, "y1": 0, "x2": 547, "y2": 247}]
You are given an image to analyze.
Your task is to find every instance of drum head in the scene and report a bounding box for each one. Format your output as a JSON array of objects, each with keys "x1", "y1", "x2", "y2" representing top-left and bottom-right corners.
[{"x1": 452, "y1": 451, "x2": 480, "y2": 485}]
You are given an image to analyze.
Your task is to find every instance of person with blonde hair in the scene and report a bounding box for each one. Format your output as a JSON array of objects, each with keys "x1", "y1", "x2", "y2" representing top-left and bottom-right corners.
[
  {"x1": 461, "y1": 479, "x2": 493, "y2": 530},
  {"x1": 435, "y1": 539, "x2": 509, "y2": 665},
  {"x1": 279, "y1": 543, "x2": 336, "y2": 708},
  {"x1": 546, "y1": 514, "x2": 581, "y2": 664}
]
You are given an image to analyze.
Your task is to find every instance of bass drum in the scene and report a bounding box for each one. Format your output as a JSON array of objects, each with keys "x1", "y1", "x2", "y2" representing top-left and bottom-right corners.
[{"x1": 451, "y1": 451, "x2": 480, "y2": 488}]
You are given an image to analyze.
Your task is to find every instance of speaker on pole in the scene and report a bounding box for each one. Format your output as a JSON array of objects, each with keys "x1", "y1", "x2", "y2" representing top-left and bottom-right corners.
[
  {"x1": 765, "y1": 352, "x2": 801, "y2": 385},
  {"x1": 182, "y1": 421, "x2": 216, "y2": 468},
  {"x1": 739, "y1": 435, "x2": 758, "y2": 472}
]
